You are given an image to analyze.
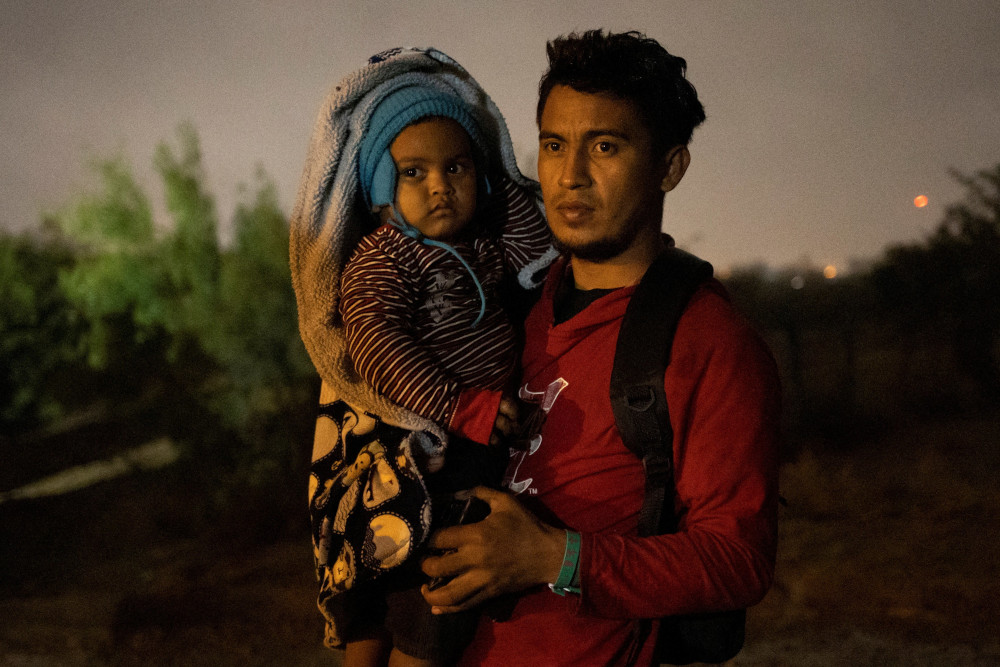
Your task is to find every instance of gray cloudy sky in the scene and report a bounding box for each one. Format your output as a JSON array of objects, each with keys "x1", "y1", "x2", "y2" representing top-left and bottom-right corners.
[{"x1": 2, "y1": 0, "x2": 999, "y2": 271}]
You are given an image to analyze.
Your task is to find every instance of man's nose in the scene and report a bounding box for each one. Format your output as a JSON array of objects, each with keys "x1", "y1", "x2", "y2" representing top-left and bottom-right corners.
[{"x1": 558, "y1": 148, "x2": 591, "y2": 189}]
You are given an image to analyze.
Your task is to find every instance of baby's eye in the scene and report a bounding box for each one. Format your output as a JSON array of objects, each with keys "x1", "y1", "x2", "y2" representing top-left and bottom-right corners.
[
  {"x1": 399, "y1": 167, "x2": 420, "y2": 178},
  {"x1": 448, "y1": 159, "x2": 475, "y2": 175}
]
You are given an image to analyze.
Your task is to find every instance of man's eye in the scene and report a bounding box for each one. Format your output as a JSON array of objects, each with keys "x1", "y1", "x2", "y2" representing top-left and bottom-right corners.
[
  {"x1": 543, "y1": 141, "x2": 561, "y2": 152},
  {"x1": 595, "y1": 141, "x2": 615, "y2": 153}
]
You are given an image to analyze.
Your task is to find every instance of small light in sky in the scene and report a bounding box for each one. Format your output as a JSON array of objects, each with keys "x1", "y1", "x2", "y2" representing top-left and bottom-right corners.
[
  {"x1": 823, "y1": 265, "x2": 837, "y2": 279},
  {"x1": 914, "y1": 195, "x2": 929, "y2": 208}
]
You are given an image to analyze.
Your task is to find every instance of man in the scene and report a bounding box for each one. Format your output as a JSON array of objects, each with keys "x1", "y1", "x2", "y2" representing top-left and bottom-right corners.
[{"x1": 421, "y1": 30, "x2": 781, "y2": 666}]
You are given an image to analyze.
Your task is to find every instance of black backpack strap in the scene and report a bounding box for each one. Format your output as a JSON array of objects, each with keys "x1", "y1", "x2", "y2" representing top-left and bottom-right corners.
[
  {"x1": 612, "y1": 247, "x2": 712, "y2": 667},
  {"x1": 609, "y1": 246, "x2": 713, "y2": 537}
]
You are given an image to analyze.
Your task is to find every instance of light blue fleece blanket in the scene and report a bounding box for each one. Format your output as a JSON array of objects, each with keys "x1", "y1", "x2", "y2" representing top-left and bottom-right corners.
[{"x1": 290, "y1": 47, "x2": 555, "y2": 457}]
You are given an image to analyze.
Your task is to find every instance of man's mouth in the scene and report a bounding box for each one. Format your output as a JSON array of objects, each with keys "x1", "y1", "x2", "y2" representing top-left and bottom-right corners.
[{"x1": 555, "y1": 201, "x2": 594, "y2": 223}]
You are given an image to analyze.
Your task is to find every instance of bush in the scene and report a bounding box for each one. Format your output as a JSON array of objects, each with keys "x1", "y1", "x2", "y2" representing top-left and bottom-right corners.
[{"x1": 3, "y1": 126, "x2": 319, "y2": 533}]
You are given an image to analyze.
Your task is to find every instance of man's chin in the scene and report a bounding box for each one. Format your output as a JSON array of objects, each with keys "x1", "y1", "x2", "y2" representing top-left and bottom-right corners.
[{"x1": 552, "y1": 234, "x2": 633, "y2": 262}]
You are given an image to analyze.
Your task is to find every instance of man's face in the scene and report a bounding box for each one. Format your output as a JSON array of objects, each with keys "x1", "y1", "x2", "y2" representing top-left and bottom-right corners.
[
  {"x1": 390, "y1": 117, "x2": 477, "y2": 241},
  {"x1": 537, "y1": 85, "x2": 668, "y2": 262}
]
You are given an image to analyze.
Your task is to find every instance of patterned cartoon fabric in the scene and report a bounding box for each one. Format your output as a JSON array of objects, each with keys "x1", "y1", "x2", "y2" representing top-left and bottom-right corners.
[{"x1": 310, "y1": 397, "x2": 438, "y2": 647}]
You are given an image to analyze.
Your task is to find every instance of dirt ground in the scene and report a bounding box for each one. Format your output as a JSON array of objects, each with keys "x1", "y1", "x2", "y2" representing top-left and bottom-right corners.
[{"x1": 2, "y1": 412, "x2": 999, "y2": 666}]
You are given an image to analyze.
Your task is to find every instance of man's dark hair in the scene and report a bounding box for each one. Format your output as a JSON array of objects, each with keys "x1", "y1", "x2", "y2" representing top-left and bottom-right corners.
[{"x1": 537, "y1": 29, "x2": 706, "y2": 154}]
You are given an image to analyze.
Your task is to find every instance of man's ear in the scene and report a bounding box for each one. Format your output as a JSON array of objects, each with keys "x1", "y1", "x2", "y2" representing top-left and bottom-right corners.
[{"x1": 660, "y1": 146, "x2": 690, "y2": 193}]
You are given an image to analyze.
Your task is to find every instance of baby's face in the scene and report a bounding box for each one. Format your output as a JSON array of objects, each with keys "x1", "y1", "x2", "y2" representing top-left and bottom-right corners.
[{"x1": 389, "y1": 117, "x2": 477, "y2": 241}]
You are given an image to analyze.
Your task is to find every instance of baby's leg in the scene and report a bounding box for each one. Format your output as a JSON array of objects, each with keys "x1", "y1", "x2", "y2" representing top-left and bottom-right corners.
[
  {"x1": 344, "y1": 633, "x2": 390, "y2": 667},
  {"x1": 388, "y1": 647, "x2": 438, "y2": 667}
]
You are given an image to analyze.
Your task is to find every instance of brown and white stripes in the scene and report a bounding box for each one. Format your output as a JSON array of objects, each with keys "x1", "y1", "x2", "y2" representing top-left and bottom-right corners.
[{"x1": 339, "y1": 177, "x2": 551, "y2": 426}]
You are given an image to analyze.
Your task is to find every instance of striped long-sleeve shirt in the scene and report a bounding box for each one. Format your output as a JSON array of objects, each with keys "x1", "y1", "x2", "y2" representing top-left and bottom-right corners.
[{"x1": 339, "y1": 177, "x2": 551, "y2": 443}]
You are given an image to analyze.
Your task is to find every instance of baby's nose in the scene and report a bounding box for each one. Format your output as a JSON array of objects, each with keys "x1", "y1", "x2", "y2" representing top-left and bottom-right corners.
[{"x1": 429, "y1": 173, "x2": 455, "y2": 195}]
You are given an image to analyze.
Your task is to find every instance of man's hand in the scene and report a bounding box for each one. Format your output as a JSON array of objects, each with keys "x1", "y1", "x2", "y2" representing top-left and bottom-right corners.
[
  {"x1": 488, "y1": 396, "x2": 520, "y2": 446},
  {"x1": 420, "y1": 486, "x2": 566, "y2": 614}
]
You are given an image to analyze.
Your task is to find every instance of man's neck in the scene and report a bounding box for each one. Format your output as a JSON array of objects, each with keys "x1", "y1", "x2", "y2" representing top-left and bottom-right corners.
[{"x1": 569, "y1": 229, "x2": 666, "y2": 290}]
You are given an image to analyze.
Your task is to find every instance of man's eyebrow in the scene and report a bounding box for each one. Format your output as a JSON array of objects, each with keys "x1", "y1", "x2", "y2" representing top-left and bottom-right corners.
[
  {"x1": 538, "y1": 129, "x2": 633, "y2": 142},
  {"x1": 587, "y1": 128, "x2": 632, "y2": 141}
]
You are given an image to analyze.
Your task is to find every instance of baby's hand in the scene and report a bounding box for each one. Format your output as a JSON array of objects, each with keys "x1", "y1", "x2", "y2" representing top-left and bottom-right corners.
[{"x1": 488, "y1": 396, "x2": 520, "y2": 446}]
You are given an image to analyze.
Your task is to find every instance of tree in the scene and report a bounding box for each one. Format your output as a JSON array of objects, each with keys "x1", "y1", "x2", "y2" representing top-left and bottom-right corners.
[
  {"x1": 203, "y1": 170, "x2": 315, "y2": 436},
  {"x1": 154, "y1": 122, "x2": 221, "y2": 357},
  {"x1": 2, "y1": 124, "x2": 318, "y2": 530},
  {"x1": 54, "y1": 157, "x2": 166, "y2": 370},
  {"x1": 872, "y1": 164, "x2": 1000, "y2": 400},
  {"x1": 0, "y1": 230, "x2": 81, "y2": 426}
]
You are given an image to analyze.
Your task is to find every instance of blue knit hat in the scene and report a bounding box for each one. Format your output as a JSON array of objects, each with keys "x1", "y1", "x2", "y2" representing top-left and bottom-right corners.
[{"x1": 358, "y1": 85, "x2": 485, "y2": 209}]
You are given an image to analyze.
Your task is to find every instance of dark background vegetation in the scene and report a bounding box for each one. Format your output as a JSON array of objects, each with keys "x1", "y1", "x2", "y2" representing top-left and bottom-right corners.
[{"x1": 1, "y1": 129, "x2": 998, "y2": 664}]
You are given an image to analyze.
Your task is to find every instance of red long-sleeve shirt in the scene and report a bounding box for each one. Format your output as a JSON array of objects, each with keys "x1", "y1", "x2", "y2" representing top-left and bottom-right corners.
[{"x1": 461, "y1": 260, "x2": 781, "y2": 666}]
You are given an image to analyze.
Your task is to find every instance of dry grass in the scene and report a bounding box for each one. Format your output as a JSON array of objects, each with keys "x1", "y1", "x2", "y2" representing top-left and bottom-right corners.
[{"x1": 740, "y1": 414, "x2": 1000, "y2": 665}]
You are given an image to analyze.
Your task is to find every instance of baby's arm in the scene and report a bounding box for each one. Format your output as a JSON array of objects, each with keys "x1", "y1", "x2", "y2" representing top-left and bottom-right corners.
[
  {"x1": 340, "y1": 242, "x2": 507, "y2": 445},
  {"x1": 483, "y1": 177, "x2": 553, "y2": 276}
]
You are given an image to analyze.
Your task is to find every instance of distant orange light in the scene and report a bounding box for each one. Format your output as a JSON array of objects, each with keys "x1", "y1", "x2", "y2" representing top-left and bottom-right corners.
[
  {"x1": 823, "y1": 265, "x2": 837, "y2": 279},
  {"x1": 914, "y1": 195, "x2": 928, "y2": 208}
]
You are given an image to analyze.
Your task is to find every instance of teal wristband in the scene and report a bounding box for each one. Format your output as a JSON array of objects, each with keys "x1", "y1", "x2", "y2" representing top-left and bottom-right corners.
[{"x1": 549, "y1": 530, "x2": 581, "y2": 596}]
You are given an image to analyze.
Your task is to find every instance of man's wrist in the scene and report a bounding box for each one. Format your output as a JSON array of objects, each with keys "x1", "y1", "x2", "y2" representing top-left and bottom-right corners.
[{"x1": 548, "y1": 530, "x2": 581, "y2": 596}]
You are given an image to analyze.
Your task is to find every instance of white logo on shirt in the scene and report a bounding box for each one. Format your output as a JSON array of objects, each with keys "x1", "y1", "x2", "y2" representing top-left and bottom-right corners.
[{"x1": 503, "y1": 377, "x2": 568, "y2": 495}]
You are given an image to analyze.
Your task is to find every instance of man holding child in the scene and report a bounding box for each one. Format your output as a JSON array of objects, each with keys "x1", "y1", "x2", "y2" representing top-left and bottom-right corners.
[{"x1": 419, "y1": 29, "x2": 781, "y2": 667}]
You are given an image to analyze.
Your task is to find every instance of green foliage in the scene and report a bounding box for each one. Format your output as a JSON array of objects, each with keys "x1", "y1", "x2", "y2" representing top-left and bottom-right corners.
[
  {"x1": 4, "y1": 125, "x2": 318, "y2": 516},
  {"x1": 154, "y1": 122, "x2": 221, "y2": 354},
  {"x1": 54, "y1": 158, "x2": 166, "y2": 367},
  {"x1": 202, "y1": 170, "x2": 315, "y2": 434},
  {"x1": 0, "y1": 231, "x2": 81, "y2": 425}
]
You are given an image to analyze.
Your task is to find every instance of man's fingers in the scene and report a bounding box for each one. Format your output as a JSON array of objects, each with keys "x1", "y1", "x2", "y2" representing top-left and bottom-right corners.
[
  {"x1": 429, "y1": 594, "x2": 487, "y2": 615},
  {"x1": 498, "y1": 396, "x2": 519, "y2": 421},
  {"x1": 420, "y1": 488, "x2": 556, "y2": 612},
  {"x1": 493, "y1": 413, "x2": 515, "y2": 436},
  {"x1": 424, "y1": 522, "x2": 471, "y2": 552},
  {"x1": 468, "y1": 485, "x2": 511, "y2": 510},
  {"x1": 422, "y1": 572, "x2": 491, "y2": 614}
]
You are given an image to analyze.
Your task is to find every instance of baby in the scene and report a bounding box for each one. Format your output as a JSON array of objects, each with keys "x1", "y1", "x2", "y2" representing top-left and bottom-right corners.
[
  {"x1": 342, "y1": 90, "x2": 533, "y2": 455},
  {"x1": 311, "y1": 79, "x2": 552, "y2": 667}
]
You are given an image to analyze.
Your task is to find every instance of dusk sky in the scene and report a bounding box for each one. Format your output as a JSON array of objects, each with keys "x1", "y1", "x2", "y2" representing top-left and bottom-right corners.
[{"x1": 3, "y1": 0, "x2": 999, "y2": 272}]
